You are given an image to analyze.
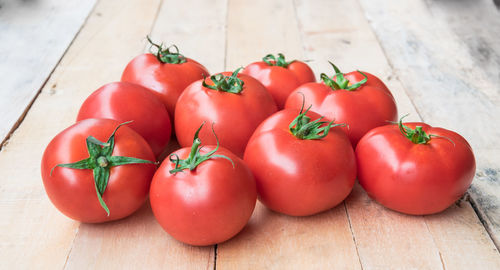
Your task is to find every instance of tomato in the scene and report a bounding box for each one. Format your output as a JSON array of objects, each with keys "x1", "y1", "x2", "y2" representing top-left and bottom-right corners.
[
  {"x1": 243, "y1": 106, "x2": 356, "y2": 216},
  {"x1": 77, "y1": 82, "x2": 171, "y2": 157},
  {"x1": 285, "y1": 62, "x2": 397, "y2": 146},
  {"x1": 242, "y1": 53, "x2": 315, "y2": 108},
  {"x1": 175, "y1": 68, "x2": 277, "y2": 157},
  {"x1": 41, "y1": 119, "x2": 156, "y2": 223},
  {"x1": 150, "y1": 124, "x2": 256, "y2": 246},
  {"x1": 355, "y1": 119, "x2": 476, "y2": 215},
  {"x1": 121, "y1": 37, "x2": 209, "y2": 120}
]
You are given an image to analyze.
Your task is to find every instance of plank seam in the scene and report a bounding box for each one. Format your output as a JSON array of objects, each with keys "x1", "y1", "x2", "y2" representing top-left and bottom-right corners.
[
  {"x1": 344, "y1": 203, "x2": 364, "y2": 270},
  {"x1": 213, "y1": 244, "x2": 218, "y2": 270},
  {"x1": 223, "y1": 0, "x2": 229, "y2": 71},
  {"x1": 422, "y1": 219, "x2": 446, "y2": 270},
  {"x1": 62, "y1": 225, "x2": 80, "y2": 269},
  {"x1": 0, "y1": 1, "x2": 99, "y2": 152},
  {"x1": 291, "y1": 0, "x2": 307, "y2": 60},
  {"x1": 355, "y1": 0, "x2": 500, "y2": 251}
]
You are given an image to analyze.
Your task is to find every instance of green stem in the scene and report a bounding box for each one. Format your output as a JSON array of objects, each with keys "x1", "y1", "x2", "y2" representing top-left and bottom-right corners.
[
  {"x1": 169, "y1": 123, "x2": 234, "y2": 174},
  {"x1": 51, "y1": 121, "x2": 154, "y2": 216},
  {"x1": 262, "y1": 53, "x2": 295, "y2": 68},
  {"x1": 202, "y1": 68, "x2": 245, "y2": 94},
  {"x1": 397, "y1": 115, "x2": 455, "y2": 145},
  {"x1": 320, "y1": 61, "x2": 367, "y2": 91},
  {"x1": 146, "y1": 36, "x2": 186, "y2": 64}
]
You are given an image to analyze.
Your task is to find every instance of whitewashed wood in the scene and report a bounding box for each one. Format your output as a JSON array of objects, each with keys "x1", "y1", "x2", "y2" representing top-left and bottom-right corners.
[
  {"x1": 63, "y1": 0, "x2": 228, "y2": 268},
  {"x1": 358, "y1": 0, "x2": 500, "y2": 247},
  {"x1": 217, "y1": 203, "x2": 361, "y2": 270},
  {"x1": 0, "y1": 0, "x2": 96, "y2": 145},
  {"x1": 217, "y1": 0, "x2": 361, "y2": 268},
  {"x1": 296, "y1": 0, "x2": 500, "y2": 268},
  {"x1": 148, "y1": 0, "x2": 228, "y2": 74}
]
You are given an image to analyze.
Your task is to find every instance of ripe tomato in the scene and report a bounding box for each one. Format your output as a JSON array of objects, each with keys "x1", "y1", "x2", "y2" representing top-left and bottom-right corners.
[
  {"x1": 285, "y1": 62, "x2": 397, "y2": 146},
  {"x1": 175, "y1": 69, "x2": 277, "y2": 157},
  {"x1": 244, "y1": 106, "x2": 356, "y2": 216},
  {"x1": 150, "y1": 124, "x2": 257, "y2": 246},
  {"x1": 242, "y1": 53, "x2": 315, "y2": 108},
  {"x1": 121, "y1": 37, "x2": 209, "y2": 119},
  {"x1": 77, "y1": 82, "x2": 171, "y2": 157},
  {"x1": 41, "y1": 119, "x2": 156, "y2": 223},
  {"x1": 355, "y1": 119, "x2": 476, "y2": 215}
]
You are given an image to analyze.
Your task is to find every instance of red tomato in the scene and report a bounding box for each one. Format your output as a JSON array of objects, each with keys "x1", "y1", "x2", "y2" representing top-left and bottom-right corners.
[
  {"x1": 244, "y1": 107, "x2": 356, "y2": 216},
  {"x1": 242, "y1": 53, "x2": 315, "y2": 108},
  {"x1": 77, "y1": 82, "x2": 171, "y2": 157},
  {"x1": 285, "y1": 62, "x2": 397, "y2": 146},
  {"x1": 150, "y1": 125, "x2": 256, "y2": 246},
  {"x1": 175, "y1": 69, "x2": 277, "y2": 157},
  {"x1": 355, "y1": 120, "x2": 476, "y2": 215},
  {"x1": 121, "y1": 37, "x2": 209, "y2": 119},
  {"x1": 41, "y1": 119, "x2": 156, "y2": 223}
]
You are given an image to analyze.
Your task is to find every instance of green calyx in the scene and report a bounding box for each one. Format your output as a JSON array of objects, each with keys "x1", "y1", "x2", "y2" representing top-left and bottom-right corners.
[
  {"x1": 202, "y1": 68, "x2": 245, "y2": 94},
  {"x1": 320, "y1": 61, "x2": 367, "y2": 91},
  {"x1": 397, "y1": 115, "x2": 455, "y2": 145},
  {"x1": 146, "y1": 36, "x2": 186, "y2": 64},
  {"x1": 262, "y1": 53, "x2": 295, "y2": 68},
  {"x1": 289, "y1": 100, "x2": 343, "y2": 140},
  {"x1": 50, "y1": 121, "x2": 154, "y2": 216},
  {"x1": 169, "y1": 123, "x2": 234, "y2": 174}
]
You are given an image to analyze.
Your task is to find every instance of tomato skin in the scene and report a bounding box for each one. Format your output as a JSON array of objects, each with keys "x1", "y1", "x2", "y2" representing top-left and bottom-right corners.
[
  {"x1": 175, "y1": 73, "x2": 277, "y2": 157},
  {"x1": 150, "y1": 146, "x2": 257, "y2": 246},
  {"x1": 77, "y1": 82, "x2": 171, "y2": 157},
  {"x1": 243, "y1": 109, "x2": 356, "y2": 216},
  {"x1": 41, "y1": 119, "x2": 156, "y2": 223},
  {"x1": 242, "y1": 60, "x2": 315, "y2": 108},
  {"x1": 121, "y1": 53, "x2": 209, "y2": 119},
  {"x1": 355, "y1": 123, "x2": 476, "y2": 215},
  {"x1": 285, "y1": 71, "x2": 397, "y2": 146}
]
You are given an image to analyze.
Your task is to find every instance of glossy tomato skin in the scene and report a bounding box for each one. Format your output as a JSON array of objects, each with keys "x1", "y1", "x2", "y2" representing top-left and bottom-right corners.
[
  {"x1": 244, "y1": 109, "x2": 356, "y2": 216},
  {"x1": 175, "y1": 73, "x2": 277, "y2": 157},
  {"x1": 285, "y1": 71, "x2": 397, "y2": 146},
  {"x1": 242, "y1": 60, "x2": 315, "y2": 108},
  {"x1": 150, "y1": 146, "x2": 257, "y2": 246},
  {"x1": 41, "y1": 119, "x2": 156, "y2": 223},
  {"x1": 77, "y1": 82, "x2": 171, "y2": 157},
  {"x1": 355, "y1": 123, "x2": 476, "y2": 215},
  {"x1": 121, "y1": 53, "x2": 209, "y2": 119}
]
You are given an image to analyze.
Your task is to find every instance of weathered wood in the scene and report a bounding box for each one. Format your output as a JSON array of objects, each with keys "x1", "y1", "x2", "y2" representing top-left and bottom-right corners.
[
  {"x1": 0, "y1": 0, "x2": 96, "y2": 145},
  {"x1": 358, "y1": 0, "x2": 500, "y2": 247},
  {"x1": 64, "y1": 0, "x2": 228, "y2": 268},
  {"x1": 217, "y1": 0, "x2": 361, "y2": 268},
  {"x1": 217, "y1": 203, "x2": 361, "y2": 270},
  {"x1": 296, "y1": 0, "x2": 500, "y2": 268}
]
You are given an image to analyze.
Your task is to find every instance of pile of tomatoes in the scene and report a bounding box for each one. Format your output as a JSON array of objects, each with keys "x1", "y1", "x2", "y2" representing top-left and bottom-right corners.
[{"x1": 41, "y1": 38, "x2": 476, "y2": 246}]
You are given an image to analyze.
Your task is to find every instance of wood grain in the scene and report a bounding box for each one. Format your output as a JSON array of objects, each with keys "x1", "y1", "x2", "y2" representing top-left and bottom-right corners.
[
  {"x1": 358, "y1": 0, "x2": 500, "y2": 247},
  {"x1": 296, "y1": 0, "x2": 500, "y2": 269},
  {"x1": 217, "y1": 0, "x2": 362, "y2": 268},
  {"x1": 0, "y1": 0, "x2": 96, "y2": 145}
]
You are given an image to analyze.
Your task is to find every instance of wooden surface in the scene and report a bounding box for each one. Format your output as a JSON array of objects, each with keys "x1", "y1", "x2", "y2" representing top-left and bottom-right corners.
[{"x1": 1, "y1": 0, "x2": 499, "y2": 269}]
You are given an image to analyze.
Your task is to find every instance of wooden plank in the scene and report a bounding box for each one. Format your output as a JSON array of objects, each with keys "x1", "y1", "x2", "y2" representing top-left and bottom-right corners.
[
  {"x1": 225, "y1": 0, "x2": 304, "y2": 71},
  {"x1": 217, "y1": 203, "x2": 361, "y2": 270},
  {"x1": 64, "y1": 0, "x2": 228, "y2": 268},
  {"x1": 358, "y1": 0, "x2": 500, "y2": 247},
  {"x1": 296, "y1": 0, "x2": 500, "y2": 268},
  {"x1": 0, "y1": 0, "x2": 213, "y2": 268},
  {"x1": 148, "y1": 0, "x2": 228, "y2": 74},
  {"x1": 217, "y1": 0, "x2": 361, "y2": 268},
  {"x1": 0, "y1": 0, "x2": 96, "y2": 145}
]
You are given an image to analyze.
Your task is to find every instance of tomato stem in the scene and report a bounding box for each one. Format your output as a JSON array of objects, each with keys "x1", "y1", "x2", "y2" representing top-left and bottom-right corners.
[
  {"x1": 146, "y1": 36, "x2": 187, "y2": 64},
  {"x1": 202, "y1": 68, "x2": 245, "y2": 94},
  {"x1": 169, "y1": 123, "x2": 234, "y2": 174},
  {"x1": 397, "y1": 115, "x2": 455, "y2": 145},
  {"x1": 320, "y1": 61, "x2": 367, "y2": 91},
  {"x1": 50, "y1": 121, "x2": 154, "y2": 216},
  {"x1": 289, "y1": 95, "x2": 344, "y2": 140},
  {"x1": 262, "y1": 53, "x2": 295, "y2": 68}
]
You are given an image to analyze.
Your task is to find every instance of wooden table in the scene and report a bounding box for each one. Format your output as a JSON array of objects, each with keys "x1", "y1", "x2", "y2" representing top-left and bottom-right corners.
[{"x1": 1, "y1": 0, "x2": 499, "y2": 269}]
